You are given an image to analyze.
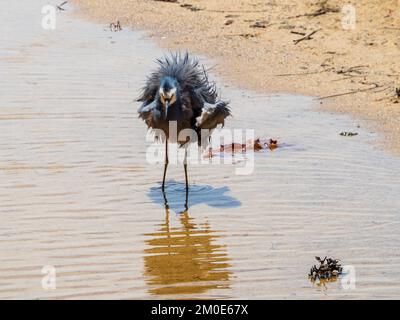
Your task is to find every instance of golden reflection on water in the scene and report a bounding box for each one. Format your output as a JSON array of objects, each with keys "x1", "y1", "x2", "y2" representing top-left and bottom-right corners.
[
  {"x1": 143, "y1": 208, "x2": 230, "y2": 296},
  {"x1": 310, "y1": 276, "x2": 340, "y2": 292}
]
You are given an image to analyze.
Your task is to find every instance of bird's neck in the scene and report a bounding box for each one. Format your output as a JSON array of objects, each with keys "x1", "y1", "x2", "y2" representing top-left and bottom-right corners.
[{"x1": 166, "y1": 101, "x2": 183, "y2": 120}]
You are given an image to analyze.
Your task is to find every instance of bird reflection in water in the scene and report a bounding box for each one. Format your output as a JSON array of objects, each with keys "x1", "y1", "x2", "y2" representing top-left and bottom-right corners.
[
  {"x1": 148, "y1": 180, "x2": 241, "y2": 213},
  {"x1": 143, "y1": 182, "x2": 240, "y2": 297}
]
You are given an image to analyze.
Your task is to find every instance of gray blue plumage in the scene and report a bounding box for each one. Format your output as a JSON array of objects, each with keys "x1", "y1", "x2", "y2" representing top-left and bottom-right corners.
[{"x1": 137, "y1": 52, "x2": 231, "y2": 145}]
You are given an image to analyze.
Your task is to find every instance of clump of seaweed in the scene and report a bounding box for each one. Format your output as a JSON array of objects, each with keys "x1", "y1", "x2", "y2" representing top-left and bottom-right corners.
[{"x1": 308, "y1": 256, "x2": 343, "y2": 282}]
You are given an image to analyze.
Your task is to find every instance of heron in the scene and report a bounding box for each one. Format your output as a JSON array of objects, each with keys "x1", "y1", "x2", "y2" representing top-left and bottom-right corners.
[{"x1": 138, "y1": 52, "x2": 230, "y2": 206}]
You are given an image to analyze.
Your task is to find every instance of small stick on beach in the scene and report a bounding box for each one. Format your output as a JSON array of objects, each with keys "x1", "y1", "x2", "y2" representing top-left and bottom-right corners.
[
  {"x1": 316, "y1": 84, "x2": 385, "y2": 100},
  {"x1": 293, "y1": 29, "x2": 320, "y2": 45}
]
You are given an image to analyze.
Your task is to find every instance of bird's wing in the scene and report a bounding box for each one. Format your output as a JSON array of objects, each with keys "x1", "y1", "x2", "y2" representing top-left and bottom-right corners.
[
  {"x1": 138, "y1": 100, "x2": 159, "y2": 128},
  {"x1": 196, "y1": 101, "x2": 231, "y2": 130}
]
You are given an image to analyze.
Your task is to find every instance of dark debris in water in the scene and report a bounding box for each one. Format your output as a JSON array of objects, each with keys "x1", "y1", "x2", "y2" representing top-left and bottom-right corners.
[
  {"x1": 308, "y1": 256, "x2": 343, "y2": 282},
  {"x1": 109, "y1": 21, "x2": 122, "y2": 32},
  {"x1": 340, "y1": 131, "x2": 358, "y2": 136}
]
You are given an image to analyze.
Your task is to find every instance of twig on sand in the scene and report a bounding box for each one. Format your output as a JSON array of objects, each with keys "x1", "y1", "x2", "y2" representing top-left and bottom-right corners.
[
  {"x1": 301, "y1": 7, "x2": 339, "y2": 17},
  {"x1": 250, "y1": 21, "x2": 272, "y2": 28},
  {"x1": 331, "y1": 75, "x2": 364, "y2": 82},
  {"x1": 288, "y1": 5, "x2": 339, "y2": 19},
  {"x1": 336, "y1": 65, "x2": 369, "y2": 75},
  {"x1": 180, "y1": 3, "x2": 202, "y2": 11},
  {"x1": 290, "y1": 31, "x2": 306, "y2": 36},
  {"x1": 293, "y1": 29, "x2": 320, "y2": 44},
  {"x1": 275, "y1": 69, "x2": 331, "y2": 76},
  {"x1": 223, "y1": 33, "x2": 258, "y2": 39},
  {"x1": 316, "y1": 83, "x2": 385, "y2": 100},
  {"x1": 206, "y1": 9, "x2": 270, "y2": 13}
]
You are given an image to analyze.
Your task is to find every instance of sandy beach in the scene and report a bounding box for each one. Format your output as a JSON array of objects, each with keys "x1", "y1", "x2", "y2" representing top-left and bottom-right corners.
[
  {"x1": 1, "y1": 1, "x2": 400, "y2": 300},
  {"x1": 72, "y1": 0, "x2": 400, "y2": 154}
]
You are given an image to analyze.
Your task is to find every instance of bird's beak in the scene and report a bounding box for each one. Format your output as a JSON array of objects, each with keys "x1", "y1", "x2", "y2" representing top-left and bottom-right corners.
[{"x1": 164, "y1": 100, "x2": 169, "y2": 120}]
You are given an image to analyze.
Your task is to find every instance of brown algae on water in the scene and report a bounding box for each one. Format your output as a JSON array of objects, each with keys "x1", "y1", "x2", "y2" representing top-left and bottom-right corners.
[{"x1": 308, "y1": 257, "x2": 343, "y2": 283}]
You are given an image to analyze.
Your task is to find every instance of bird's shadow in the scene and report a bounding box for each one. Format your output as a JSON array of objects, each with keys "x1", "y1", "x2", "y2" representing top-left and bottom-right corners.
[{"x1": 148, "y1": 180, "x2": 241, "y2": 213}]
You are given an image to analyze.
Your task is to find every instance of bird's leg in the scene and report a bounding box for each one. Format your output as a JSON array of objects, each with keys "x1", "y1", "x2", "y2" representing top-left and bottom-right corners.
[
  {"x1": 162, "y1": 186, "x2": 169, "y2": 209},
  {"x1": 232, "y1": 139, "x2": 235, "y2": 161},
  {"x1": 162, "y1": 140, "x2": 169, "y2": 192},
  {"x1": 184, "y1": 148, "x2": 189, "y2": 211},
  {"x1": 208, "y1": 136, "x2": 212, "y2": 159}
]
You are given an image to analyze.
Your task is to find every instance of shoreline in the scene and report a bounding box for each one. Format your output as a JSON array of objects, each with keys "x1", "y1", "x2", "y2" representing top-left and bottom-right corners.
[{"x1": 71, "y1": 0, "x2": 400, "y2": 154}]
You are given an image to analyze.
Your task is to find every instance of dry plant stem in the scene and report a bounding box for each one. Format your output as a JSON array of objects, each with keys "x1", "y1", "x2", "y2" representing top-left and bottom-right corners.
[{"x1": 293, "y1": 29, "x2": 320, "y2": 45}]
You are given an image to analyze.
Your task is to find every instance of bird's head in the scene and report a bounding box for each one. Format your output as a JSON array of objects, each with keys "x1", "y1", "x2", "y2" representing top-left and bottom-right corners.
[{"x1": 159, "y1": 76, "x2": 179, "y2": 119}]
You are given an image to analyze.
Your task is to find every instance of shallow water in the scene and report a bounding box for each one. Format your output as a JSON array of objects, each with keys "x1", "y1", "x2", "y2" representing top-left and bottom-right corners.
[{"x1": 0, "y1": 1, "x2": 400, "y2": 299}]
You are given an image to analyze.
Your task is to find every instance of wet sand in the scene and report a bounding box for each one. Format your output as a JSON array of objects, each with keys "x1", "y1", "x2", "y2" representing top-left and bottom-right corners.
[{"x1": 1, "y1": 1, "x2": 400, "y2": 299}]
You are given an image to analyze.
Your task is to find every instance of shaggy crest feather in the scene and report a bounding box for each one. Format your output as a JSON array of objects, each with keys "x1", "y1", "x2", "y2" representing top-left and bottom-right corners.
[{"x1": 137, "y1": 52, "x2": 218, "y2": 105}]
